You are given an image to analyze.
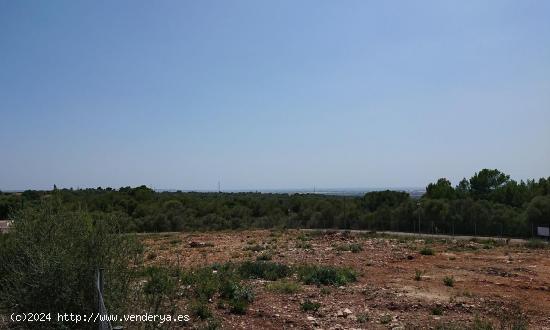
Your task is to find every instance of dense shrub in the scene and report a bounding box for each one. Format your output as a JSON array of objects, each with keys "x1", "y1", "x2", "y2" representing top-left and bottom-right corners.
[
  {"x1": 238, "y1": 261, "x2": 291, "y2": 281},
  {"x1": 296, "y1": 265, "x2": 357, "y2": 286},
  {"x1": 0, "y1": 202, "x2": 142, "y2": 329}
]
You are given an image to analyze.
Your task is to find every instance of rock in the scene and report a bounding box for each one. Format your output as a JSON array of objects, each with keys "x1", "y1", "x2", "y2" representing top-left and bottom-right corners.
[
  {"x1": 307, "y1": 316, "x2": 316, "y2": 321},
  {"x1": 336, "y1": 310, "x2": 344, "y2": 317},
  {"x1": 343, "y1": 308, "x2": 353, "y2": 315}
]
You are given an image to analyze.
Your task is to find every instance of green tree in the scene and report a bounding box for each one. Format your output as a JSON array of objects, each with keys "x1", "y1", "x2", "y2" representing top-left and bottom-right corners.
[
  {"x1": 469, "y1": 169, "x2": 510, "y2": 199},
  {"x1": 425, "y1": 178, "x2": 456, "y2": 199}
]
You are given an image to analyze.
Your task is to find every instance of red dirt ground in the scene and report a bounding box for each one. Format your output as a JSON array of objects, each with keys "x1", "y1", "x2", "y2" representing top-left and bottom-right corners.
[{"x1": 142, "y1": 230, "x2": 550, "y2": 329}]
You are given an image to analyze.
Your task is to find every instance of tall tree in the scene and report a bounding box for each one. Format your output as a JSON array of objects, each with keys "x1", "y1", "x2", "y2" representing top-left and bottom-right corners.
[{"x1": 469, "y1": 169, "x2": 510, "y2": 199}]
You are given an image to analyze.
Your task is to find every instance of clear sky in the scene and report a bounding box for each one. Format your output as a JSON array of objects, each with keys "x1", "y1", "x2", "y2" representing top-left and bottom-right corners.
[{"x1": 1, "y1": 1, "x2": 549, "y2": 191}]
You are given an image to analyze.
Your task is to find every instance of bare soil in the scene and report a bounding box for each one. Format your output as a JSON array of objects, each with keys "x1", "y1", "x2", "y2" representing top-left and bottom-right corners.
[{"x1": 142, "y1": 230, "x2": 550, "y2": 329}]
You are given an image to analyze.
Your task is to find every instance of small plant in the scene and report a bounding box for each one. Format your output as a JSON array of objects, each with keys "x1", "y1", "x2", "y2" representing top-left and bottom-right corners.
[
  {"x1": 414, "y1": 269, "x2": 425, "y2": 281},
  {"x1": 297, "y1": 233, "x2": 311, "y2": 241},
  {"x1": 420, "y1": 247, "x2": 435, "y2": 255},
  {"x1": 380, "y1": 314, "x2": 392, "y2": 324},
  {"x1": 356, "y1": 312, "x2": 369, "y2": 323},
  {"x1": 296, "y1": 241, "x2": 312, "y2": 249},
  {"x1": 202, "y1": 318, "x2": 222, "y2": 330},
  {"x1": 238, "y1": 261, "x2": 291, "y2": 281},
  {"x1": 443, "y1": 276, "x2": 455, "y2": 287},
  {"x1": 244, "y1": 244, "x2": 265, "y2": 252},
  {"x1": 300, "y1": 299, "x2": 320, "y2": 312},
  {"x1": 189, "y1": 300, "x2": 211, "y2": 319},
  {"x1": 320, "y1": 287, "x2": 331, "y2": 295},
  {"x1": 228, "y1": 298, "x2": 248, "y2": 315},
  {"x1": 525, "y1": 239, "x2": 547, "y2": 249},
  {"x1": 297, "y1": 265, "x2": 357, "y2": 286},
  {"x1": 335, "y1": 243, "x2": 363, "y2": 253},
  {"x1": 266, "y1": 280, "x2": 302, "y2": 294},
  {"x1": 432, "y1": 306, "x2": 443, "y2": 315},
  {"x1": 256, "y1": 251, "x2": 273, "y2": 261},
  {"x1": 471, "y1": 316, "x2": 494, "y2": 330}
]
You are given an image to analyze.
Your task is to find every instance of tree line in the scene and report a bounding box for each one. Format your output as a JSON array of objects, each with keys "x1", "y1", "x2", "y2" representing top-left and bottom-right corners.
[{"x1": 1, "y1": 169, "x2": 549, "y2": 237}]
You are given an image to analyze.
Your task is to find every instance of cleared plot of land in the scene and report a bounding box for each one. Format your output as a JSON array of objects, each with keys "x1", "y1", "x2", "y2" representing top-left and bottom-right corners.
[{"x1": 142, "y1": 230, "x2": 550, "y2": 329}]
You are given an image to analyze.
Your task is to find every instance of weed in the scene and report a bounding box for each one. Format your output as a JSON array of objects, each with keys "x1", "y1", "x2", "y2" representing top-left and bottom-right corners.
[
  {"x1": 432, "y1": 306, "x2": 443, "y2": 315},
  {"x1": 244, "y1": 244, "x2": 265, "y2": 252},
  {"x1": 189, "y1": 300, "x2": 211, "y2": 319},
  {"x1": 256, "y1": 251, "x2": 273, "y2": 261},
  {"x1": 525, "y1": 239, "x2": 547, "y2": 249},
  {"x1": 297, "y1": 265, "x2": 357, "y2": 286},
  {"x1": 414, "y1": 269, "x2": 425, "y2": 281},
  {"x1": 266, "y1": 280, "x2": 302, "y2": 294},
  {"x1": 238, "y1": 261, "x2": 291, "y2": 281},
  {"x1": 356, "y1": 312, "x2": 369, "y2": 323},
  {"x1": 300, "y1": 299, "x2": 320, "y2": 312},
  {"x1": 320, "y1": 287, "x2": 331, "y2": 295},
  {"x1": 443, "y1": 276, "x2": 455, "y2": 287},
  {"x1": 420, "y1": 247, "x2": 435, "y2": 255},
  {"x1": 297, "y1": 233, "x2": 311, "y2": 241},
  {"x1": 335, "y1": 243, "x2": 363, "y2": 253},
  {"x1": 471, "y1": 316, "x2": 494, "y2": 330},
  {"x1": 380, "y1": 314, "x2": 392, "y2": 324},
  {"x1": 296, "y1": 241, "x2": 312, "y2": 249}
]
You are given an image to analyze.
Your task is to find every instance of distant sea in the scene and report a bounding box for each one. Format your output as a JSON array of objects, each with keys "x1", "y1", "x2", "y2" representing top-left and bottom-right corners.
[
  {"x1": 157, "y1": 188, "x2": 425, "y2": 198},
  {"x1": 2, "y1": 187, "x2": 425, "y2": 198}
]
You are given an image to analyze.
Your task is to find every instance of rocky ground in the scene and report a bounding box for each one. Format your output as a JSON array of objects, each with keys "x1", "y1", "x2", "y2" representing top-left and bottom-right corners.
[{"x1": 142, "y1": 230, "x2": 550, "y2": 329}]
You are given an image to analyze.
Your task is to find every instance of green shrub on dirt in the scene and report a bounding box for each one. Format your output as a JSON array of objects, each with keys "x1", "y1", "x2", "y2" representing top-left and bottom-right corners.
[
  {"x1": 296, "y1": 265, "x2": 357, "y2": 286},
  {"x1": 238, "y1": 261, "x2": 291, "y2": 281}
]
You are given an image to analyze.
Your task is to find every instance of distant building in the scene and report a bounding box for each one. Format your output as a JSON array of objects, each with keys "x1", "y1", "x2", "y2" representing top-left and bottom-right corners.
[{"x1": 0, "y1": 220, "x2": 12, "y2": 234}]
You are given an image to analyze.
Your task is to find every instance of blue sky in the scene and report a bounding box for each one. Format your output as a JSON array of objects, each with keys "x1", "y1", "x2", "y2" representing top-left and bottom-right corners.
[{"x1": 1, "y1": 1, "x2": 549, "y2": 191}]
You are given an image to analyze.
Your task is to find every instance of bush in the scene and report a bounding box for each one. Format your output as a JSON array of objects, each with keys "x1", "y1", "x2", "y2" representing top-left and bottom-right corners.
[
  {"x1": 297, "y1": 265, "x2": 357, "y2": 286},
  {"x1": 181, "y1": 267, "x2": 220, "y2": 300},
  {"x1": 238, "y1": 261, "x2": 291, "y2": 281},
  {"x1": 189, "y1": 300, "x2": 211, "y2": 319},
  {"x1": 300, "y1": 299, "x2": 320, "y2": 312},
  {"x1": 266, "y1": 280, "x2": 302, "y2": 294},
  {"x1": 0, "y1": 204, "x2": 141, "y2": 329},
  {"x1": 420, "y1": 247, "x2": 435, "y2": 255},
  {"x1": 414, "y1": 269, "x2": 425, "y2": 281},
  {"x1": 443, "y1": 276, "x2": 455, "y2": 287},
  {"x1": 525, "y1": 239, "x2": 547, "y2": 249},
  {"x1": 256, "y1": 251, "x2": 273, "y2": 261},
  {"x1": 356, "y1": 312, "x2": 369, "y2": 323},
  {"x1": 142, "y1": 266, "x2": 177, "y2": 313},
  {"x1": 335, "y1": 243, "x2": 363, "y2": 253},
  {"x1": 432, "y1": 306, "x2": 443, "y2": 315},
  {"x1": 244, "y1": 244, "x2": 265, "y2": 252},
  {"x1": 296, "y1": 241, "x2": 312, "y2": 249},
  {"x1": 380, "y1": 314, "x2": 392, "y2": 324}
]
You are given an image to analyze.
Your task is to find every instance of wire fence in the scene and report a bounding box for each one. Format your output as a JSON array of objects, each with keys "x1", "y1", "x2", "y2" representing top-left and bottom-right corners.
[{"x1": 96, "y1": 268, "x2": 112, "y2": 330}]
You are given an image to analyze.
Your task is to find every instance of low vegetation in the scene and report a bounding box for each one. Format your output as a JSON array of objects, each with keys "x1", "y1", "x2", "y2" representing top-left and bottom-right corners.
[
  {"x1": 300, "y1": 299, "x2": 321, "y2": 312},
  {"x1": 334, "y1": 242, "x2": 363, "y2": 253},
  {"x1": 265, "y1": 280, "x2": 302, "y2": 294},
  {"x1": 420, "y1": 247, "x2": 435, "y2": 255},
  {"x1": 443, "y1": 276, "x2": 455, "y2": 287},
  {"x1": 296, "y1": 265, "x2": 357, "y2": 286}
]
